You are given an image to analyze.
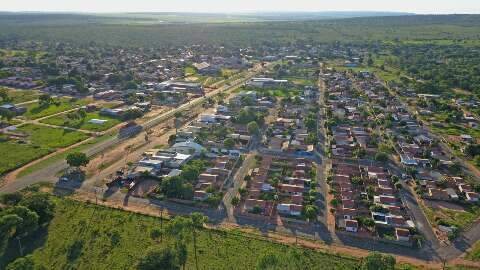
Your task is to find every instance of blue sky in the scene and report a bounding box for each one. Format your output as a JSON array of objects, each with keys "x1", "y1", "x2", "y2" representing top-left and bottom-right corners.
[{"x1": 2, "y1": 0, "x2": 480, "y2": 14}]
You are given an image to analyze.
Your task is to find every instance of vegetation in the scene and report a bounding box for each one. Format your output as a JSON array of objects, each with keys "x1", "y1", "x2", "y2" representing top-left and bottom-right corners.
[
  {"x1": 41, "y1": 110, "x2": 122, "y2": 132},
  {"x1": 1, "y1": 194, "x2": 360, "y2": 269},
  {"x1": 22, "y1": 97, "x2": 92, "y2": 120},
  {"x1": 0, "y1": 124, "x2": 89, "y2": 175},
  {"x1": 65, "y1": 152, "x2": 90, "y2": 169},
  {"x1": 466, "y1": 241, "x2": 480, "y2": 261},
  {"x1": 2, "y1": 15, "x2": 480, "y2": 47}
]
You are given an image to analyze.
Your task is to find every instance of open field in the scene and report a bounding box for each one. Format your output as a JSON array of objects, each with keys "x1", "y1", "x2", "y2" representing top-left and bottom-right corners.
[
  {"x1": 0, "y1": 124, "x2": 89, "y2": 175},
  {"x1": 22, "y1": 97, "x2": 93, "y2": 120},
  {"x1": 0, "y1": 88, "x2": 41, "y2": 105},
  {"x1": 17, "y1": 133, "x2": 115, "y2": 178},
  {"x1": 40, "y1": 111, "x2": 123, "y2": 132},
  {"x1": 1, "y1": 196, "x2": 360, "y2": 269},
  {"x1": 421, "y1": 201, "x2": 480, "y2": 231}
]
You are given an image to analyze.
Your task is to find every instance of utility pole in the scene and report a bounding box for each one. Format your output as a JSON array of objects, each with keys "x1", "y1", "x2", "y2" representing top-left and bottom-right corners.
[{"x1": 160, "y1": 207, "x2": 163, "y2": 243}]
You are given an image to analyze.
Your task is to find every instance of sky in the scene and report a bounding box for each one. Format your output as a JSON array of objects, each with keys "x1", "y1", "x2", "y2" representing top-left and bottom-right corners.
[{"x1": 1, "y1": 0, "x2": 480, "y2": 14}]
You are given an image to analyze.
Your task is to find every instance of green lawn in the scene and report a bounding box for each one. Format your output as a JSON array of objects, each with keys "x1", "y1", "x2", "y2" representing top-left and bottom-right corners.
[
  {"x1": 22, "y1": 97, "x2": 93, "y2": 120},
  {"x1": 0, "y1": 88, "x2": 41, "y2": 105},
  {"x1": 0, "y1": 124, "x2": 89, "y2": 175},
  {"x1": 1, "y1": 197, "x2": 359, "y2": 270},
  {"x1": 40, "y1": 111, "x2": 123, "y2": 132}
]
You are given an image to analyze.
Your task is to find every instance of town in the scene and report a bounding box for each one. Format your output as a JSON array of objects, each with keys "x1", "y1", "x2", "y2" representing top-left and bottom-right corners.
[{"x1": 1, "y1": 12, "x2": 480, "y2": 270}]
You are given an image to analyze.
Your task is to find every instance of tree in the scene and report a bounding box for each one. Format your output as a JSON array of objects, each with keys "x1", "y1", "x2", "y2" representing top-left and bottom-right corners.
[
  {"x1": 0, "y1": 109, "x2": 15, "y2": 122},
  {"x1": 362, "y1": 252, "x2": 396, "y2": 270},
  {"x1": 20, "y1": 193, "x2": 55, "y2": 225},
  {"x1": 4, "y1": 206, "x2": 39, "y2": 237},
  {"x1": 223, "y1": 138, "x2": 235, "y2": 149},
  {"x1": 247, "y1": 121, "x2": 260, "y2": 135},
  {"x1": 303, "y1": 205, "x2": 318, "y2": 222},
  {"x1": 136, "y1": 248, "x2": 180, "y2": 270},
  {"x1": 0, "y1": 88, "x2": 11, "y2": 102},
  {"x1": 6, "y1": 256, "x2": 35, "y2": 270},
  {"x1": 231, "y1": 196, "x2": 240, "y2": 206},
  {"x1": 0, "y1": 214, "x2": 23, "y2": 256},
  {"x1": 0, "y1": 192, "x2": 23, "y2": 206},
  {"x1": 38, "y1": 94, "x2": 53, "y2": 107},
  {"x1": 375, "y1": 152, "x2": 388, "y2": 162},
  {"x1": 66, "y1": 152, "x2": 89, "y2": 169}
]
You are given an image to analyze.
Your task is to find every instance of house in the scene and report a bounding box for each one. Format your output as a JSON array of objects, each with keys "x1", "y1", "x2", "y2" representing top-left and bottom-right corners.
[
  {"x1": 198, "y1": 174, "x2": 218, "y2": 184},
  {"x1": 278, "y1": 184, "x2": 304, "y2": 195},
  {"x1": 0, "y1": 104, "x2": 26, "y2": 115},
  {"x1": 345, "y1": 219, "x2": 359, "y2": 233},
  {"x1": 428, "y1": 188, "x2": 450, "y2": 201},
  {"x1": 395, "y1": 228, "x2": 411, "y2": 241},
  {"x1": 466, "y1": 192, "x2": 480, "y2": 203},
  {"x1": 374, "y1": 195, "x2": 397, "y2": 206},
  {"x1": 193, "y1": 190, "x2": 211, "y2": 201},
  {"x1": 460, "y1": 134, "x2": 474, "y2": 144},
  {"x1": 170, "y1": 141, "x2": 205, "y2": 156},
  {"x1": 244, "y1": 199, "x2": 267, "y2": 213},
  {"x1": 276, "y1": 204, "x2": 303, "y2": 216},
  {"x1": 445, "y1": 188, "x2": 459, "y2": 200}
]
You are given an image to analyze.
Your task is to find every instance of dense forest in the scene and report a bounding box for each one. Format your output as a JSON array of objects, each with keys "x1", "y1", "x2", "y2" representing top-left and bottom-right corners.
[{"x1": 1, "y1": 14, "x2": 480, "y2": 47}]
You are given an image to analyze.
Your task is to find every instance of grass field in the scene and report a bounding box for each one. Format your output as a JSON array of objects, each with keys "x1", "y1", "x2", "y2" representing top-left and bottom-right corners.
[
  {"x1": 40, "y1": 111, "x2": 123, "y2": 132},
  {"x1": 1, "y1": 197, "x2": 359, "y2": 270},
  {"x1": 17, "y1": 133, "x2": 115, "y2": 178},
  {"x1": 17, "y1": 124, "x2": 89, "y2": 149},
  {"x1": 0, "y1": 124, "x2": 89, "y2": 175},
  {"x1": 0, "y1": 88, "x2": 41, "y2": 105},
  {"x1": 22, "y1": 97, "x2": 93, "y2": 120},
  {"x1": 0, "y1": 141, "x2": 50, "y2": 175}
]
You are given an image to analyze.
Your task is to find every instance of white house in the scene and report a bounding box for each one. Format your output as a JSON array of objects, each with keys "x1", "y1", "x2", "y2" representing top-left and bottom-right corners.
[{"x1": 170, "y1": 141, "x2": 205, "y2": 156}]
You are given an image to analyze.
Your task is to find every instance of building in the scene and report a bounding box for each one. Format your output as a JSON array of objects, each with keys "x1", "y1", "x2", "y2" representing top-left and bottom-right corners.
[
  {"x1": 276, "y1": 203, "x2": 303, "y2": 216},
  {"x1": 170, "y1": 141, "x2": 205, "y2": 156}
]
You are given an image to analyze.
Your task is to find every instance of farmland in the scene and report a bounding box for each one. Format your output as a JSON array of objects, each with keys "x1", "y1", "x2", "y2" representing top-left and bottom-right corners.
[{"x1": 1, "y1": 196, "x2": 360, "y2": 270}]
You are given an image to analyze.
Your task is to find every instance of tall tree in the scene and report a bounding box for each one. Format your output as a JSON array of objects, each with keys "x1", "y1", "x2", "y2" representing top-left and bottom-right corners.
[{"x1": 66, "y1": 152, "x2": 90, "y2": 170}]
